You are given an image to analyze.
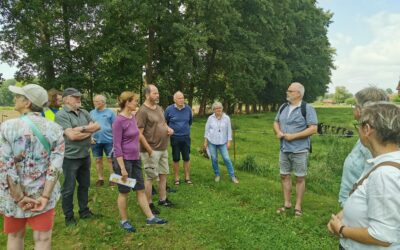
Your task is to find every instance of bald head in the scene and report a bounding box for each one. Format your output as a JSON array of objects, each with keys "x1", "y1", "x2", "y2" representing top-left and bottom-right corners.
[
  {"x1": 144, "y1": 84, "x2": 159, "y2": 104},
  {"x1": 286, "y1": 82, "x2": 305, "y2": 104}
]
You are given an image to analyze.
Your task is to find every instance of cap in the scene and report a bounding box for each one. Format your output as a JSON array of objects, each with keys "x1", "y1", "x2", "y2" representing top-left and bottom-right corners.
[
  {"x1": 62, "y1": 88, "x2": 82, "y2": 97},
  {"x1": 8, "y1": 84, "x2": 48, "y2": 108}
]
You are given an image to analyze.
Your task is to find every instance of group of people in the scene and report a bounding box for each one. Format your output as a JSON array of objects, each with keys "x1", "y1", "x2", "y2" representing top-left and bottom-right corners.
[{"x1": 1, "y1": 81, "x2": 399, "y2": 249}]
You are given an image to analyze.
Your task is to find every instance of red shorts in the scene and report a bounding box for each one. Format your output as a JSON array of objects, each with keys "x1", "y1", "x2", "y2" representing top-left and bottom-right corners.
[{"x1": 3, "y1": 209, "x2": 55, "y2": 234}]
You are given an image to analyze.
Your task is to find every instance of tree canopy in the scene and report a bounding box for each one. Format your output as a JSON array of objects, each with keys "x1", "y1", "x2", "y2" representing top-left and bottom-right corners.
[{"x1": 0, "y1": 0, "x2": 334, "y2": 113}]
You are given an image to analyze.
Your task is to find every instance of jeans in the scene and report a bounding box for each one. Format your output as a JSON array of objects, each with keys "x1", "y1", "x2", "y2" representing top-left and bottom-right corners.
[
  {"x1": 61, "y1": 156, "x2": 91, "y2": 218},
  {"x1": 207, "y1": 143, "x2": 235, "y2": 177}
]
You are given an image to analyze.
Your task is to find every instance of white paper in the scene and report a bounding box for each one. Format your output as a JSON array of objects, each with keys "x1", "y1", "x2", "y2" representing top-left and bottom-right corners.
[{"x1": 109, "y1": 173, "x2": 136, "y2": 188}]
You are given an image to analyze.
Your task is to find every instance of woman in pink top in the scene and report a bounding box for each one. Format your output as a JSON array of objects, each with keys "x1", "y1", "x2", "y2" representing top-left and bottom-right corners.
[{"x1": 112, "y1": 91, "x2": 167, "y2": 233}]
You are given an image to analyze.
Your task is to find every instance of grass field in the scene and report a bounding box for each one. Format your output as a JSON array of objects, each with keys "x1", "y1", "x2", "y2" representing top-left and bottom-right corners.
[{"x1": 0, "y1": 107, "x2": 357, "y2": 249}]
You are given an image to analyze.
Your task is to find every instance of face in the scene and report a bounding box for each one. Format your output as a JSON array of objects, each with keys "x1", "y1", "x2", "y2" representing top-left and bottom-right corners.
[
  {"x1": 286, "y1": 84, "x2": 301, "y2": 102},
  {"x1": 352, "y1": 103, "x2": 361, "y2": 120},
  {"x1": 214, "y1": 106, "x2": 223, "y2": 116},
  {"x1": 126, "y1": 96, "x2": 138, "y2": 111},
  {"x1": 93, "y1": 96, "x2": 105, "y2": 110},
  {"x1": 147, "y1": 86, "x2": 159, "y2": 104},
  {"x1": 174, "y1": 93, "x2": 185, "y2": 107},
  {"x1": 14, "y1": 94, "x2": 29, "y2": 113},
  {"x1": 65, "y1": 96, "x2": 82, "y2": 110},
  {"x1": 55, "y1": 94, "x2": 63, "y2": 108}
]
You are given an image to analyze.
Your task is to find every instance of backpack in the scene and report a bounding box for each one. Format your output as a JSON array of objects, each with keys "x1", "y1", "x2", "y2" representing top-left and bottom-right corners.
[{"x1": 278, "y1": 101, "x2": 312, "y2": 153}]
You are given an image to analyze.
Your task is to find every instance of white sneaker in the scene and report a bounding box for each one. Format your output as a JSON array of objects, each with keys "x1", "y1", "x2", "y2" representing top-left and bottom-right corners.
[
  {"x1": 214, "y1": 176, "x2": 220, "y2": 182},
  {"x1": 231, "y1": 176, "x2": 239, "y2": 184}
]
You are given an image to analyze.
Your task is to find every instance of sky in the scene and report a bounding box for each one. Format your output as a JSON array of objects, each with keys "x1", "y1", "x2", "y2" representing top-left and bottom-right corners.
[{"x1": 1, "y1": 1, "x2": 400, "y2": 94}]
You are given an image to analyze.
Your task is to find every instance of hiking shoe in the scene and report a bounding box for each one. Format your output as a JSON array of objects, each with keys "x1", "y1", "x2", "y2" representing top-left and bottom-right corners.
[
  {"x1": 231, "y1": 176, "x2": 239, "y2": 184},
  {"x1": 158, "y1": 198, "x2": 174, "y2": 207},
  {"x1": 96, "y1": 180, "x2": 104, "y2": 187},
  {"x1": 146, "y1": 216, "x2": 168, "y2": 225},
  {"x1": 214, "y1": 176, "x2": 220, "y2": 182},
  {"x1": 149, "y1": 203, "x2": 160, "y2": 215},
  {"x1": 80, "y1": 210, "x2": 95, "y2": 219},
  {"x1": 121, "y1": 221, "x2": 136, "y2": 233},
  {"x1": 65, "y1": 216, "x2": 77, "y2": 226}
]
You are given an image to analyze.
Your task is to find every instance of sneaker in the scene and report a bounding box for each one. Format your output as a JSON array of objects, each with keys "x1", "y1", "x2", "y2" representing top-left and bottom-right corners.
[
  {"x1": 80, "y1": 210, "x2": 95, "y2": 219},
  {"x1": 149, "y1": 203, "x2": 160, "y2": 215},
  {"x1": 158, "y1": 198, "x2": 174, "y2": 207},
  {"x1": 146, "y1": 216, "x2": 168, "y2": 225},
  {"x1": 65, "y1": 216, "x2": 77, "y2": 226},
  {"x1": 231, "y1": 176, "x2": 239, "y2": 184},
  {"x1": 96, "y1": 180, "x2": 104, "y2": 187},
  {"x1": 121, "y1": 221, "x2": 136, "y2": 233},
  {"x1": 214, "y1": 176, "x2": 220, "y2": 182}
]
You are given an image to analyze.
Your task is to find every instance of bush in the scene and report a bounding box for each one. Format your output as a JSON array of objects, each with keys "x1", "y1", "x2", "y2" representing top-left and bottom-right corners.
[
  {"x1": 236, "y1": 155, "x2": 271, "y2": 176},
  {"x1": 344, "y1": 97, "x2": 355, "y2": 105}
]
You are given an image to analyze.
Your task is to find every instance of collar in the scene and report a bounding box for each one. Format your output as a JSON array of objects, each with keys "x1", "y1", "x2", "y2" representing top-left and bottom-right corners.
[
  {"x1": 366, "y1": 151, "x2": 400, "y2": 167},
  {"x1": 289, "y1": 100, "x2": 302, "y2": 108},
  {"x1": 63, "y1": 105, "x2": 81, "y2": 113},
  {"x1": 174, "y1": 104, "x2": 185, "y2": 110}
]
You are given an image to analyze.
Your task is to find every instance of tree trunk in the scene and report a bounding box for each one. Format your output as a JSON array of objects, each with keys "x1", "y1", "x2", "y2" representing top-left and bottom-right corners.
[
  {"x1": 245, "y1": 104, "x2": 250, "y2": 114},
  {"x1": 145, "y1": 26, "x2": 156, "y2": 84},
  {"x1": 198, "y1": 47, "x2": 217, "y2": 116}
]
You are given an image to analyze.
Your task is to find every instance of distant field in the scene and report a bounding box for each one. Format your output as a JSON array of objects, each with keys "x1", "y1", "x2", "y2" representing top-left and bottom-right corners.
[{"x1": 0, "y1": 108, "x2": 355, "y2": 249}]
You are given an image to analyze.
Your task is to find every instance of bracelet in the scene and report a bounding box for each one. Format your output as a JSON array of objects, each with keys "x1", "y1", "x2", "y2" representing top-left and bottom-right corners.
[{"x1": 339, "y1": 225, "x2": 346, "y2": 238}]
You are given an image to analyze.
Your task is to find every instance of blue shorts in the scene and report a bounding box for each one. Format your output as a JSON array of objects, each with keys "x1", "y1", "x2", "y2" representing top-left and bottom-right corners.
[
  {"x1": 91, "y1": 143, "x2": 113, "y2": 158},
  {"x1": 170, "y1": 136, "x2": 190, "y2": 162}
]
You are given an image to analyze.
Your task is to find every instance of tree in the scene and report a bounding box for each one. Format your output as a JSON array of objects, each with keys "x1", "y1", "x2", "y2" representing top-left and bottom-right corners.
[{"x1": 333, "y1": 86, "x2": 352, "y2": 103}]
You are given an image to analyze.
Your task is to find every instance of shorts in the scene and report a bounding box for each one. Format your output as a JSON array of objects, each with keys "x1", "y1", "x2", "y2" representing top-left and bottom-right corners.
[
  {"x1": 279, "y1": 151, "x2": 309, "y2": 177},
  {"x1": 140, "y1": 150, "x2": 169, "y2": 180},
  {"x1": 91, "y1": 143, "x2": 113, "y2": 158},
  {"x1": 112, "y1": 159, "x2": 145, "y2": 192},
  {"x1": 3, "y1": 209, "x2": 55, "y2": 234},
  {"x1": 170, "y1": 136, "x2": 191, "y2": 162}
]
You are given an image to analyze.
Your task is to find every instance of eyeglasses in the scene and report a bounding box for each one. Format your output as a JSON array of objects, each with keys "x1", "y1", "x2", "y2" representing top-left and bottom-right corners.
[{"x1": 353, "y1": 120, "x2": 372, "y2": 131}]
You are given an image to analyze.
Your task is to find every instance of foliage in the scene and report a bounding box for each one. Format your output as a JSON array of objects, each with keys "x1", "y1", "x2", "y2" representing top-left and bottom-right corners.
[
  {"x1": 344, "y1": 97, "x2": 355, "y2": 105},
  {"x1": 0, "y1": 0, "x2": 334, "y2": 111},
  {"x1": 333, "y1": 86, "x2": 352, "y2": 104},
  {"x1": 0, "y1": 79, "x2": 16, "y2": 106}
]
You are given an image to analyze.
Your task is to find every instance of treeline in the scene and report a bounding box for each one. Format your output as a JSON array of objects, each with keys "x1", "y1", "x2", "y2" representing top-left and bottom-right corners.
[{"x1": 0, "y1": 0, "x2": 334, "y2": 114}]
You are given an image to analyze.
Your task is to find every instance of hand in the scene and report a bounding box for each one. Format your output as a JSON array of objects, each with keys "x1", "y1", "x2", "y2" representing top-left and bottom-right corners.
[
  {"x1": 17, "y1": 196, "x2": 40, "y2": 211},
  {"x1": 167, "y1": 127, "x2": 174, "y2": 136},
  {"x1": 31, "y1": 196, "x2": 49, "y2": 212},
  {"x1": 276, "y1": 132, "x2": 284, "y2": 139},
  {"x1": 91, "y1": 138, "x2": 96, "y2": 144},
  {"x1": 121, "y1": 169, "x2": 128, "y2": 182},
  {"x1": 328, "y1": 214, "x2": 343, "y2": 236},
  {"x1": 227, "y1": 141, "x2": 231, "y2": 150},
  {"x1": 283, "y1": 133, "x2": 295, "y2": 141},
  {"x1": 203, "y1": 143, "x2": 208, "y2": 150},
  {"x1": 147, "y1": 149, "x2": 153, "y2": 157}
]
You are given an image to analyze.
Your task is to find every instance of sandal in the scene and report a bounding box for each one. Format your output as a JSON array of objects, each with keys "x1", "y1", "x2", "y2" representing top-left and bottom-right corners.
[
  {"x1": 294, "y1": 209, "x2": 303, "y2": 217},
  {"x1": 174, "y1": 180, "x2": 180, "y2": 185},
  {"x1": 276, "y1": 206, "x2": 291, "y2": 214},
  {"x1": 185, "y1": 179, "x2": 193, "y2": 185}
]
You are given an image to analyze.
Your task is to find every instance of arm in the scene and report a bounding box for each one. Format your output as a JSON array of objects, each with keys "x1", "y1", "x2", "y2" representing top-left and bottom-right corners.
[
  {"x1": 116, "y1": 156, "x2": 128, "y2": 182},
  {"x1": 138, "y1": 128, "x2": 153, "y2": 155},
  {"x1": 64, "y1": 128, "x2": 92, "y2": 141},
  {"x1": 282, "y1": 125, "x2": 317, "y2": 141},
  {"x1": 226, "y1": 116, "x2": 232, "y2": 150},
  {"x1": 204, "y1": 118, "x2": 210, "y2": 148},
  {"x1": 273, "y1": 121, "x2": 284, "y2": 139}
]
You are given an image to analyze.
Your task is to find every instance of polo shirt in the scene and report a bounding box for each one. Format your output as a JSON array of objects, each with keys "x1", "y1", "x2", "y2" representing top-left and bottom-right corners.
[
  {"x1": 90, "y1": 108, "x2": 116, "y2": 143},
  {"x1": 55, "y1": 106, "x2": 93, "y2": 159},
  {"x1": 164, "y1": 104, "x2": 192, "y2": 137}
]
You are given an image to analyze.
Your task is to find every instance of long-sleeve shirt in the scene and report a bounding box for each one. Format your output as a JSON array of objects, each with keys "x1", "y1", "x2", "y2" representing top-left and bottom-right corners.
[
  {"x1": 112, "y1": 115, "x2": 140, "y2": 160},
  {"x1": 204, "y1": 113, "x2": 232, "y2": 145},
  {"x1": 0, "y1": 113, "x2": 64, "y2": 218}
]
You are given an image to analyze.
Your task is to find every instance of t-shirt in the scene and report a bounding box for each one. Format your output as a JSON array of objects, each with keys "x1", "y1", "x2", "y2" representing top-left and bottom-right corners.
[
  {"x1": 112, "y1": 115, "x2": 140, "y2": 160},
  {"x1": 90, "y1": 108, "x2": 116, "y2": 144},
  {"x1": 136, "y1": 104, "x2": 169, "y2": 151}
]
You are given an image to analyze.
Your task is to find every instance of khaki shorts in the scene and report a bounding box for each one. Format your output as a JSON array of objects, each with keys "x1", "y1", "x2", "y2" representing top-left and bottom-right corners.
[{"x1": 140, "y1": 150, "x2": 169, "y2": 180}]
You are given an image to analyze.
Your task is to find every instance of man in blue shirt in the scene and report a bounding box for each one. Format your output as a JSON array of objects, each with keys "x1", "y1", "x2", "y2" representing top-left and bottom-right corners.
[
  {"x1": 273, "y1": 82, "x2": 318, "y2": 217},
  {"x1": 90, "y1": 95, "x2": 116, "y2": 187},
  {"x1": 165, "y1": 91, "x2": 193, "y2": 185}
]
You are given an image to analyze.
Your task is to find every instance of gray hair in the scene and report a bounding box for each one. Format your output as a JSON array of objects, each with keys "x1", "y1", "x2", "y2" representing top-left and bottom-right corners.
[
  {"x1": 360, "y1": 102, "x2": 400, "y2": 144},
  {"x1": 212, "y1": 101, "x2": 223, "y2": 110},
  {"x1": 291, "y1": 82, "x2": 305, "y2": 97},
  {"x1": 173, "y1": 91, "x2": 184, "y2": 99},
  {"x1": 355, "y1": 87, "x2": 388, "y2": 107},
  {"x1": 143, "y1": 84, "x2": 156, "y2": 97},
  {"x1": 94, "y1": 94, "x2": 106, "y2": 103}
]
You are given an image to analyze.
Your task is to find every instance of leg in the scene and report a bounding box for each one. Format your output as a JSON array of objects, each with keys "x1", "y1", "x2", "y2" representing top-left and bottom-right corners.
[
  {"x1": 137, "y1": 190, "x2": 153, "y2": 218},
  {"x1": 207, "y1": 143, "x2": 220, "y2": 177},
  {"x1": 76, "y1": 156, "x2": 91, "y2": 216},
  {"x1": 173, "y1": 161, "x2": 180, "y2": 182},
  {"x1": 91, "y1": 144, "x2": 103, "y2": 180},
  {"x1": 293, "y1": 152, "x2": 309, "y2": 212},
  {"x1": 107, "y1": 158, "x2": 114, "y2": 174},
  {"x1": 103, "y1": 143, "x2": 114, "y2": 175},
  {"x1": 61, "y1": 158, "x2": 79, "y2": 219},
  {"x1": 117, "y1": 193, "x2": 129, "y2": 221},
  {"x1": 218, "y1": 144, "x2": 235, "y2": 177},
  {"x1": 157, "y1": 150, "x2": 169, "y2": 201},
  {"x1": 145, "y1": 179, "x2": 153, "y2": 203},
  {"x1": 95, "y1": 157, "x2": 104, "y2": 181},
  {"x1": 33, "y1": 230, "x2": 52, "y2": 250},
  {"x1": 158, "y1": 174, "x2": 167, "y2": 201},
  {"x1": 295, "y1": 176, "x2": 305, "y2": 211},
  {"x1": 183, "y1": 161, "x2": 190, "y2": 181},
  {"x1": 281, "y1": 174, "x2": 292, "y2": 208},
  {"x1": 182, "y1": 136, "x2": 191, "y2": 181},
  {"x1": 7, "y1": 227, "x2": 26, "y2": 250}
]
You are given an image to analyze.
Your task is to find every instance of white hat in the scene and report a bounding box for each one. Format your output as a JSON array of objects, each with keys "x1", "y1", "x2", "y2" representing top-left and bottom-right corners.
[{"x1": 8, "y1": 84, "x2": 48, "y2": 108}]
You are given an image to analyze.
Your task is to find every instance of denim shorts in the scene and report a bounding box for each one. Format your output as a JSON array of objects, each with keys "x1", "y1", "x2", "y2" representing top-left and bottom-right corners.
[
  {"x1": 91, "y1": 143, "x2": 113, "y2": 158},
  {"x1": 112, "y1": 159, "x2": 145, "y2": 192},
  {"x1": 170, "y1": 136, "x2": 191, "y2": 162},
  {"x1": 279, "y1": 151, "x2": 309, "y2": 177}
]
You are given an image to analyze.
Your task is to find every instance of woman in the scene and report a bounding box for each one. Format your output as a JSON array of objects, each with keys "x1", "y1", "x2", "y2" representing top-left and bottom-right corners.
[
  {"x1": 0, "y1": 84, "x2": 64, "y2": 250},
  {"x1": 112, "y1": 91, "x2": 167, "y2": 233},
  {"x1": 328, "y1": 102, "x2": 400, "y2": 249},
  {"x1": 204, "y1": 102, "x2": 239, "y2": 183}
]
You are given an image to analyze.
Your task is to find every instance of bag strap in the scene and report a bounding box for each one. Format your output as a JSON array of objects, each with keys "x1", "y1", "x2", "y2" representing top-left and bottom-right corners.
[
  {"x1": 21, "y1": 116, "x2": 51, "y2": 154},
  {"x1": 349, "y1": 161, "x2": 400, "y2": 196}
]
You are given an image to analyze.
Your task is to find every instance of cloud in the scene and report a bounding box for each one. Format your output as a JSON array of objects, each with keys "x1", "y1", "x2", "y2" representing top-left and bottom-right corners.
[{"x1": 330, "y1": 12, "x2": 400, "y2": 93}]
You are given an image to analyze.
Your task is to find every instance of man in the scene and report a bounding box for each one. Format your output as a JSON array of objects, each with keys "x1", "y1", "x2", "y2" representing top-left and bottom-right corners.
[
  {"x1": 164, "y1": 91, "x2": 193, "y2": 185},
  {"x1": 0, "y1": 84, "x2": 64, "y2": 249},
  {"x1": 55, "y1": 88, "x2": 100, "y2": 225},
  {"x1": 90, "y1": 94, "x2": 116, "y2": 187},
  {"x1": 338, "y1": 87, "x2": 388, "y2": 207},
  {"x1": 273, "y1": 82, "x2": 318, "y2": 217},
  {"x1": 44, "y1": 88, "x2": 62, "y2": 121},
  {"x1": 136, "y1": 84, "x2": 174, "y2": 215}
]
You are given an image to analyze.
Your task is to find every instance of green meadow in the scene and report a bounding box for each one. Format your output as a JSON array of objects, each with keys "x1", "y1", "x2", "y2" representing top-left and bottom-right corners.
[{"x1": 0, "y1": 107, "x2": 356, "y2": 249}]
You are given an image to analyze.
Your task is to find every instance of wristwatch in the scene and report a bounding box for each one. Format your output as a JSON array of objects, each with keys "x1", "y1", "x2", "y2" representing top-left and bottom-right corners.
[{"x1": 339, "y1": 225, "x2": 346, "y2": 238}]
